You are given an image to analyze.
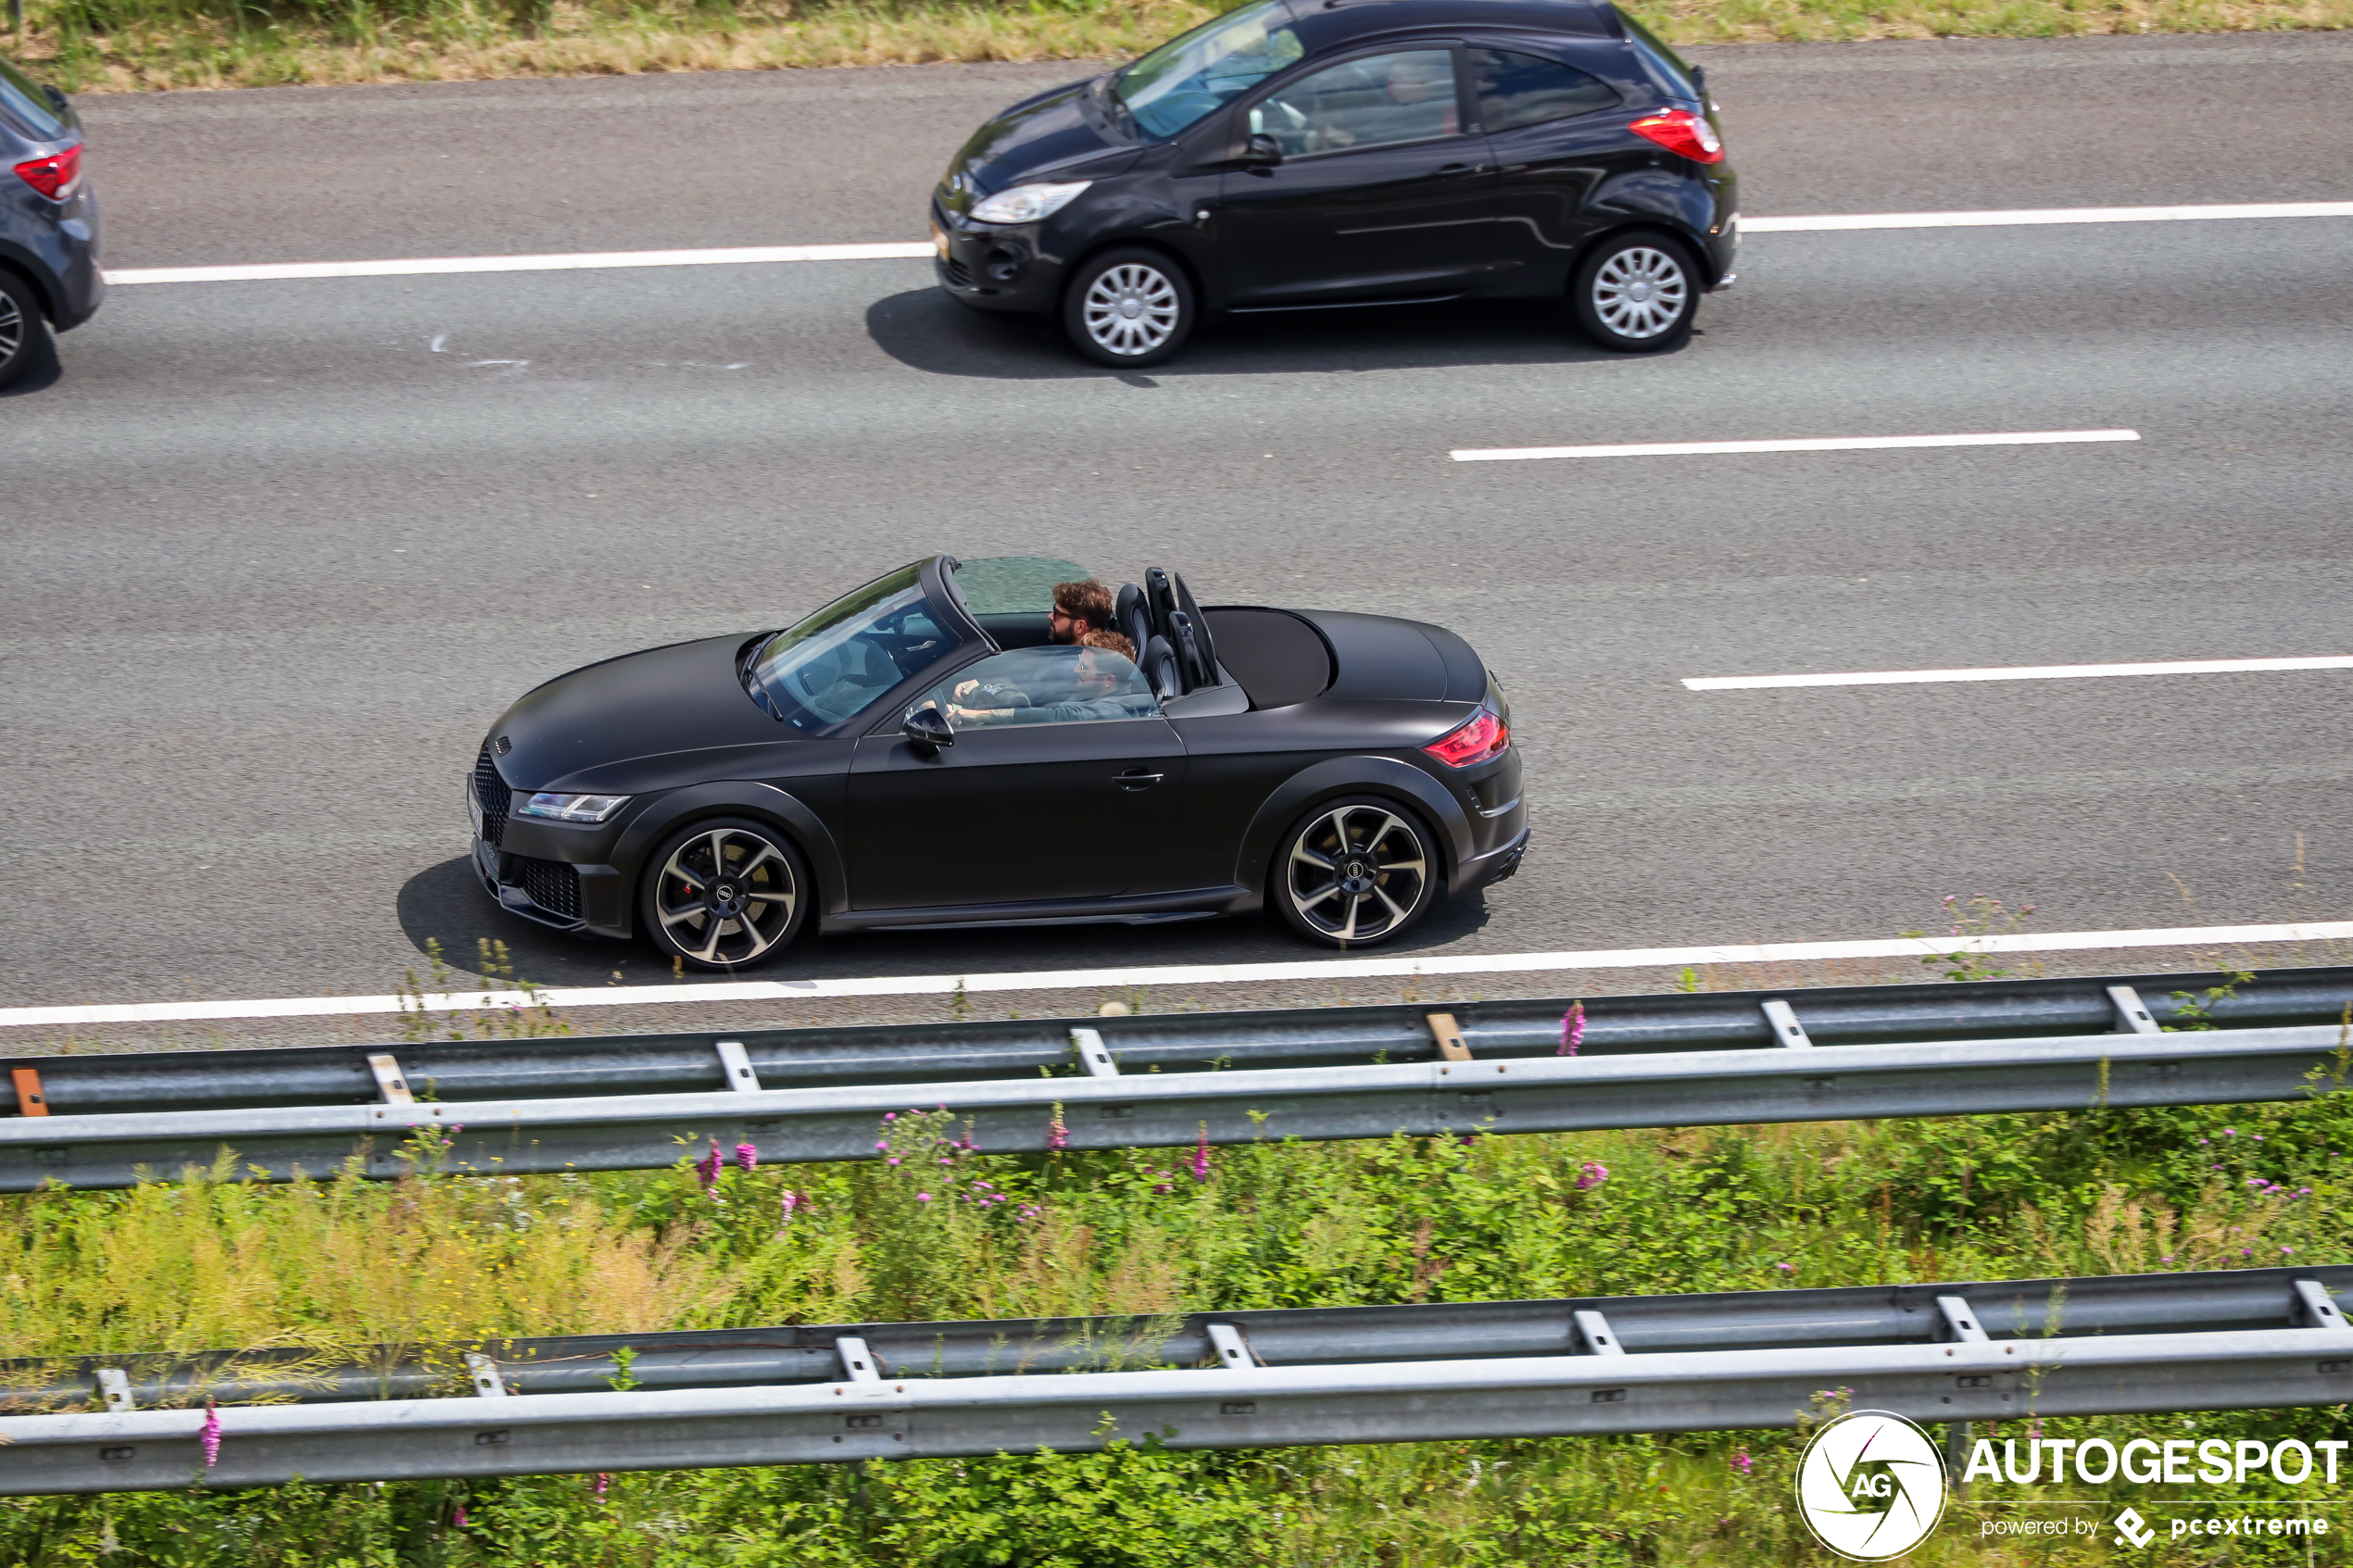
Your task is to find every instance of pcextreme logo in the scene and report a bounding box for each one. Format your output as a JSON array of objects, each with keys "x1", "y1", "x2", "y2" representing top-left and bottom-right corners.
[{"x1": 1795, "y1": 1411, "x2": 1951, "y2": 1561}]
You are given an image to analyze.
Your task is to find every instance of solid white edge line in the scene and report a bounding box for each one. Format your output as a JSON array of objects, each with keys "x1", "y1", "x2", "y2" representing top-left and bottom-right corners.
[
  {"x1": 6, "y1": 922, "x2": 2349, "y2": 1029},
  {"x1": 99, "y1": 202, "x2": 2353, "y2": 286},
  {"x1": 1451, "y1": 430, "x2": 2138, "y2": 462},
  {"x1": 1685, "y1": 655, "x2": 2353, "y2": 690},
  {"x1": 105, "y1": 242, "x2": 935, "y2": 286},
  {"x1": 1744, "y1": 201, "x2": 2353, "y2": 232}
]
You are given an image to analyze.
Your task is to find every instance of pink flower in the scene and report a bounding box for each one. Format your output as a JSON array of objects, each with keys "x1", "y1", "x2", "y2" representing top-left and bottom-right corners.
[
  {"x1": 454, "y1": 1505, "x2": 470, "y2": 1528},
  {"x1": 1190, "y1": 1124, "x2": 1212, "y2": 1183},
  {"x1": 779, "y1": 1190, "x2": 801, "y2": 1226},
  {"x1": 1047, "y1": 1104, "x2": 1069, "y2": 1153},
  {"x1": 916, "y1": 1192, "x2": 932, "y2": 1202},
  {"x1": 595, "y1": 1473, "x2": 610, "y2": 1498},
  {"x1": 1731, "y1": 1449, "x2": 1754, "y2": 1476},
  {"x1": 887, "y1": 1158, "x2": 900, "y2": 1167},
  {"x1": 1575, "y1": 1160, "x2": 1608, "y2": 1190},
  {"x1": 200, "y1": 1399, "x2": 222, "y2": 1468},
  {"x1": 734, "y1": 1142, "x2": 757, "y2": 1172},
  {"x1": 1559, "y1": 1001, "x2": 1585, "y2": 1057},
  {"x1": 1776, "y1": 1262, "x2": 1795, "y2": 1273},
  {"x1": 694, "y1": 1140, "x2": 723, "y2": 1196}
]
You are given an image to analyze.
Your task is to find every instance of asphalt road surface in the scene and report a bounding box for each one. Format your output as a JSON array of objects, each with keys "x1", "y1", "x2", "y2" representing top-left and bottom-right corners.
[{"x1": 5, "y1": 32, "x2": 2350, "y2": 1010}]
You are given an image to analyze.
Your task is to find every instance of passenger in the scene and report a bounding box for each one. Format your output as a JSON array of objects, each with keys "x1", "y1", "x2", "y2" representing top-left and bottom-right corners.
[
  {"x1": 1049, "y1": 579, "x2": 1115, "y2": 646},
  {"x1": 949, "y1": 632, "x2": 1154, "y2": 726}
]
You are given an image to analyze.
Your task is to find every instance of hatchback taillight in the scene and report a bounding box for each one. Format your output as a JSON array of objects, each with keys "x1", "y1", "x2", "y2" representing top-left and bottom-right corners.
[
  {"x1": 1629, "y1": 109, "x2": 1722, "y2": 165},
  {"x1": 14, "y1": 144, "x2": 81, "y2": 200},
  {"x1": 1424, "y1": 700, "x2": 1510, "y2": 769}
]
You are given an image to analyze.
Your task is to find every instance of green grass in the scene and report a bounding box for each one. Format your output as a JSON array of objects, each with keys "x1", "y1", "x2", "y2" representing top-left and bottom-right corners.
[
  {"x1": 5, "y1": 1037, "x2": 2351, "y2": 1565},
  {"x1": 5, "y1": 0, "x2": 2347, "y2": 96}
]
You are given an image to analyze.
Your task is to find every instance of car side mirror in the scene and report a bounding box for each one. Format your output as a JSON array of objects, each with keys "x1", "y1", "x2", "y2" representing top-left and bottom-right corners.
[
  {"x1": 1240, "y1": 132, "x2": 1283, "y2": 167},
  {"x1": 902, "y1": 707, "x2": 954, "y2": 751}
]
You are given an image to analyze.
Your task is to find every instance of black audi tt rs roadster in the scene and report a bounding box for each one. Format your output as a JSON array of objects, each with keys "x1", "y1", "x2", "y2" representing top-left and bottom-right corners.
[{"x1": 469, "y1": 556, "x2": 1528, "y2": 970}]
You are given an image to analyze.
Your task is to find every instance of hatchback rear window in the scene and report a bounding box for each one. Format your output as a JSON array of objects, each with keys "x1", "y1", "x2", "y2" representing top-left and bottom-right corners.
[
  {"x1": 1471, "y1": 49, "x2": 1619, "y2": 132},
  {"x1": 0, "y1": 58, "x2": 67, "y2": 140}
]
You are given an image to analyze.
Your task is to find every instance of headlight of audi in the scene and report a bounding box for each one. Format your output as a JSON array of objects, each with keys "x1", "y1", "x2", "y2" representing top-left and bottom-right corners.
[
  {"x1": 969, "y1": 181, "x2": 1091, "y2": 224},
  {"x1": 514, "y1": 792, "x2": 631, "y2": 823}
]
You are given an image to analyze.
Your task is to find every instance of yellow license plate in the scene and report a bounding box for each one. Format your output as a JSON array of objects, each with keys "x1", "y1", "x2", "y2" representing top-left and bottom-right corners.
[{"x1": 931, "y1": 224, "x2": 950, "y2": 260}]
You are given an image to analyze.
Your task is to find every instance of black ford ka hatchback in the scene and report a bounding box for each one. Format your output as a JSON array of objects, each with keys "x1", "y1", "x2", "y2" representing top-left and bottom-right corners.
[
  {"x1": 470, "y1": 557, "x2": 1528, "y2": 971},
  {"x1": 932, "y1": 0, "x2": 1734, "y2": 367}
]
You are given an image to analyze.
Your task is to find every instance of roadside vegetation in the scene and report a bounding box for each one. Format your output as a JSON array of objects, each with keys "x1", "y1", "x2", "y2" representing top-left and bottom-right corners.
[
  {"x1": 5, "y1": 0, "x2": 2347, "y2": 96},
  {"x1": 4, "y1": 956, "x2": 2349, "y2": 1565}
]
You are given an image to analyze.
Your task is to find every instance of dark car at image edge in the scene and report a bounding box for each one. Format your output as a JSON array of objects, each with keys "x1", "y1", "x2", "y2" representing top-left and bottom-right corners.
[
  {"x1": 468, "y1": 556, "x2": 1528, "y2": 971},
  {"x1": 0, "y1": 55, "x2": 100, "y2": 388},
  {"x1": 930, "y1": 0, "x2": 1733, "y2": 367}
]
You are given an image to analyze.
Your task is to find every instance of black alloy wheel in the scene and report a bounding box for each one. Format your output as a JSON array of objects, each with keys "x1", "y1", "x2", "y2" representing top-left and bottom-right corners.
[
  {"x1": 639, "y1": 818, "x2": 811, "y2": 971},
  {"x1": 1570, "y1": 231, "x2": 1699, "y2": 353},
  {"x1": 0, "y1": 270, "x2": 51, "y2": 390},
  {"x1": 1062, "y1": 246, "x2": 1196, "y2": 369},
  {"x1": 1275, "y1": 797, "x2": 1438, "y2": 947}
]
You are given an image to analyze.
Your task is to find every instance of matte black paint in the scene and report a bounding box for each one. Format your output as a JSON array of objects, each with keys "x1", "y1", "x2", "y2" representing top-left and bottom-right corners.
[
  {"x1": 929, "y1": 0, "x2": 1733, "y2": 338},
  {"x1": 469, "y1": 558, "x2": 1529, "y2": 959}
]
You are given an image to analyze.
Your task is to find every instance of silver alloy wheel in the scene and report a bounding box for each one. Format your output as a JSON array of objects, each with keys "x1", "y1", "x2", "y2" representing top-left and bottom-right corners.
[
  {"x1": 1286, "y1": 805, "x2": 1428, "y2": 943},
  {"x1": 0, "y1": 291, "x2": 21, "y2": 365},
  {"x1": 1081, "y1": 262, "x2": 1181, "y2": 358},
  {"x1": 652, "y1": 826, "x2": 797, "y2": 967},
  {"x1": 1591, "y1": 245, "x2": 1690, "y2": 340}
]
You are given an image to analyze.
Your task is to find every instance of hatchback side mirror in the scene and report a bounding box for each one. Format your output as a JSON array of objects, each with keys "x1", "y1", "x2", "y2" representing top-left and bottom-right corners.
[
  {"x1": 1240, "y1": 132, "x2": 1283, "y2": 167},
  {"x1": 903, "y1": 707, "x2": 954, "y2": 751}
]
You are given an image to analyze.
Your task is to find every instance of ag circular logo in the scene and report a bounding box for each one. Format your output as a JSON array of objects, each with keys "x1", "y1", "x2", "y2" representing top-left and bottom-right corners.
[{"x1": 1794, "y1": 1411, "x2": 1949, "y2": 1561}]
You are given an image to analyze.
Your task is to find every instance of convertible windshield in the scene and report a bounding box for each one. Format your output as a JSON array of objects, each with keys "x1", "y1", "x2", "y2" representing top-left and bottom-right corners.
[
  {"x1": 746, "y1": 564, "x2": 962, "y2": 731},
  {"x1": 1114, "y1": 0, "x2": 1303, "y2": 139}
]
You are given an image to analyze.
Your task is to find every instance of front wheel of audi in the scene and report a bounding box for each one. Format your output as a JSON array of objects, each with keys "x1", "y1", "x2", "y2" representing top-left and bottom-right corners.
[
  {"x1": 1570, "y1": 232, "x2": 1699, "y2": 353},
  {"x1": 1062, "y1": 246, "x2": 1195, "y2": 369},
  {"x1": 1273, "y1": 797, "x2": 1439, "y2": 948},
  {"x1": 638, "y1": 818, "x2": 811, "y2": 971}
]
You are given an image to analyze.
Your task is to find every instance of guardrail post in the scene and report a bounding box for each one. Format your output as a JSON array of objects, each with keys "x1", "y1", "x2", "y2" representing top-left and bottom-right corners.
[
  {"x1": 1426, "y1": 1013, "x2": 1473, "y2": 1061},
  {"x1": 2107, "y1": 986, "x2": 2162, "y2": 1035},
  {"x1": 835, "y1": 1336, "x2": 881, "y2": 1382},
  {"x1": 94, "y1": 1369, "x2": 133, "y2": 1411},
  {"x1": 1572, "y1": 1310, "x2": 1625, "y2": 1355},
  {"x1": 9, "y1": 1067, "x2": 46, "y2": 1116},
  {"x1": 1934, "y1": 1295, "x2": 1989, "y2": 1343},
  {"x1": 2292, "y1": 1280, "x2": 2349, "y2": 1331},
  {"x1": 715, "y1": 1040, "x2": 761, "y2": 1092},
  {"x1": 1070, "y1": 1029, "x2": 1120, "y2": 1078},
  {"x1": 1759, "y1": 999, "x2": 1814, "y2": 1048},
  {"x1": 1205, "y1": 1323, "x2": 1261, "y2": 1369},
  {"x1": 366, "y1": 1054, "x2": 414, "y2": 1105},
  {"x1": 463, "y1": 1354, "x2": 508, "y2": 1397}
]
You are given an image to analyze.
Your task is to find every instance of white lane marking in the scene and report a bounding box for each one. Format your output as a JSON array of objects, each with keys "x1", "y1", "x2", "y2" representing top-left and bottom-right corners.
[
  {"x1": 1746, "y1": 201, "x2": 2353, "y2": 232},
  {"x1": 104, "y1": 241, "x2": 935, "y2": 286},
  {"x1": 1686, "y1": 654, "x2": 2353, "y2": 691},
  {"x1": 1451, "y1": 430, "x2": 2138, "y2": 462},
  {"x1": 97, "y1": 201, "x2": 2353, "y2": 287},
  {"x1": 5, "y1": 921, "x2": 2348, "y2": 1029}
]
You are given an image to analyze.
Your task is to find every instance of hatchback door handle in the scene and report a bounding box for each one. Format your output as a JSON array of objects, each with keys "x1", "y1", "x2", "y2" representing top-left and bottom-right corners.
[
  {"x1": 1438, "y1": 162, "x2": 1489, "y2": 176},
  {"x1": 1115, "y1": 770, "x2": 1164, "y2": 790}
]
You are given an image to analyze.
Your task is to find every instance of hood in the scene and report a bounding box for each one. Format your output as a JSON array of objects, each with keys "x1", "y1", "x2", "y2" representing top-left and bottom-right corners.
[
  {"x1": 939, "y1": 77, "x2": 1140, "y2": 210},
  {"x1": 488, "y1": 633, "x2": 803, "y2": 795}
]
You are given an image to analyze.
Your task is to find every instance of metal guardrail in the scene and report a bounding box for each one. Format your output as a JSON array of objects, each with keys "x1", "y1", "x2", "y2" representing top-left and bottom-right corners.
[
  {"x1": 4, "y1": 968, "x2": 2348, "y2": 1191},
  {"x1": 5, "y1": 1268, "x2": 2347, "y2": 1494}
]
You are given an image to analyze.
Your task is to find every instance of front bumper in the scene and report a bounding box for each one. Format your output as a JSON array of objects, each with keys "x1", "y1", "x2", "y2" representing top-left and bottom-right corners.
[
  {"x1": 468, "y1": 773, "x2": 625, "y2": 935},
  {"x1": 931, "y1": 200, "x2": 1061, "y2": 315}
]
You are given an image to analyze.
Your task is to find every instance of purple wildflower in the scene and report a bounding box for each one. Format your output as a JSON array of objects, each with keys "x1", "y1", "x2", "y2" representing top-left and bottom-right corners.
[
  {"x1": 1575, "y1": 1160, "x2": 1608, "y2": 1190},
  {"x1": 454, "y1": 1505, "x2": 470, "y2": 1528},
  {"x1": 200, "y1": 1399, "x2": 221, "y2": 1468},
  {"x1": 1191, "y1": 1124, "x2": 1212, "y2": 1183},
  {"x1": 779, "y1": 1190, "x2": 801, "y2": 1226},
  {"x1": 695, "y1": 1140, "x2": 723, "y2": 1196},
  {"x1": 887, "y1": 1158, "x2": 900, "y2": 1167},
  {"x1": 1559, "y1": 1000, "x2": 1586, "y2": 1057},
  {"x1": 1048, "y1": 1104, "x2": 1069, "y2": 1152},
  {"x1": 1776, "y1": 1262, "x2": 1795, "y2": 1273},
  {"x1": 916, "y1": 1192, "x2": 932, "y2": 1203},
  {"x1": 734, "y1": 1142, "x2": 757, "y2": 1173},
  {"x1": 2283, "y1": 1246, "x2": 2296, "y2": 1255},
  {"x1": 1731, "y1": 1449, "x2": 1754, "y2": 1476},
  {"x1": 595, "y1": 1473, "x2": 610, "y2": 1498}
]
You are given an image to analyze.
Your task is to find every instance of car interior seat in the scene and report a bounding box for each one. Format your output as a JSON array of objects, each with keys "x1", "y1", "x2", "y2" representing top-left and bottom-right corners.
[
  {"x1": 1115, "y1": 583, "x2": 1154, "y2": 659},
  {"x1": 1168, "y1": 572, "x2": 1220, "y2": 684},
  {"x1": 1167, "y1": 611, "x2": 1214, "y2": 691},
  {"x1": 1139, "y1": 633, "x2": 1180, "y2": 701}
]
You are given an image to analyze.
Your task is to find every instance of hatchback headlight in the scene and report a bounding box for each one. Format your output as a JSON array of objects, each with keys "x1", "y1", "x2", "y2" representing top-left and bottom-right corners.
[
  {"x1": 970, "y1": 181, "x2": 1091, "y2": 224},
  {"x1": 514, "y1": 792, "x2": 631, "y2": 823}
]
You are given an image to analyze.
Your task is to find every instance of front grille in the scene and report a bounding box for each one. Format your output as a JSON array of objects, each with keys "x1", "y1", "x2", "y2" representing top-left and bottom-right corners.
[
  {"x1": 514, "y1": 855, "x2": 582, "y2": 922},
  {"x1": 473, "y1": 743, "x2": 511, "y2": 847},
  {"x1": 942, "y1": 257, "x2": 973, "y2": 289}
]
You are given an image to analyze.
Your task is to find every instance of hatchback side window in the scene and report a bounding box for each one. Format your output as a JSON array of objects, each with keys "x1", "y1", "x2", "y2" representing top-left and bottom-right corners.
[
  {"x1": 911, "y1": 646, "x2": 1161, "y2": 733},
  {"x1": 1248, "y1": 50, "x2": 1462, "y2": 159},
  {"x1": 1470, "y1": 49, "x2": 1620, "y2": 132}
]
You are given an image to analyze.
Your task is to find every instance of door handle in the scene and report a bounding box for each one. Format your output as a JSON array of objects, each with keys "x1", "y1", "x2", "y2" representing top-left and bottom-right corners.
[
  {"x1": 1114, "y1": 770, "x2": 1164, "y2": 790},
  {"x1": 1438, "y1": 162, "x2": 1491, "y2": 176}
]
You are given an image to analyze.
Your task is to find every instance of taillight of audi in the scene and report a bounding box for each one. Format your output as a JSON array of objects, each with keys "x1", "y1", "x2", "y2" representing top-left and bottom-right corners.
[{"x1": 1423, "y1": 697, "x2": 1512, "y2": 770}]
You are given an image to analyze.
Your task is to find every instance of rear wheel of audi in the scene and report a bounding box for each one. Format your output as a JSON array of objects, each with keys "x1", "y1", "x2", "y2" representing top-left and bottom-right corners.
[
  {"x1": 1273, "y1": 797, "x2": 1439, "y2": 948},
  {"x1": 639, "y1": 818, "x2": 811, "y2": 971},
  {"x1": 1570, "y1": 232, "x2": 1699, "y2": 352},
  {"x1": 1062, "y1": 246, "x2": 1195, "y2": 369},
  {"x1": 0, "y1": 270, "x2": 52, "y2": 390}
]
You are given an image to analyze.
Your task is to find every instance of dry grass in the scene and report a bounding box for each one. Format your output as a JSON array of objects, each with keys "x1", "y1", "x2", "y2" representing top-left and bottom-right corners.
[{"x1": 9, "y1": 0, "x2": 2345, "y2": 96}]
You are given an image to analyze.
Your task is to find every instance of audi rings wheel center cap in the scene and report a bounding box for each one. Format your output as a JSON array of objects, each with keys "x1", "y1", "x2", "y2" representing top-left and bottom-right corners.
[
  {"x1": 713, "y1": 884, "x2": 738, "y2": 908},
  {"x1": 1340, "y1": 859, "x2": 1376, "y2": 894}
]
